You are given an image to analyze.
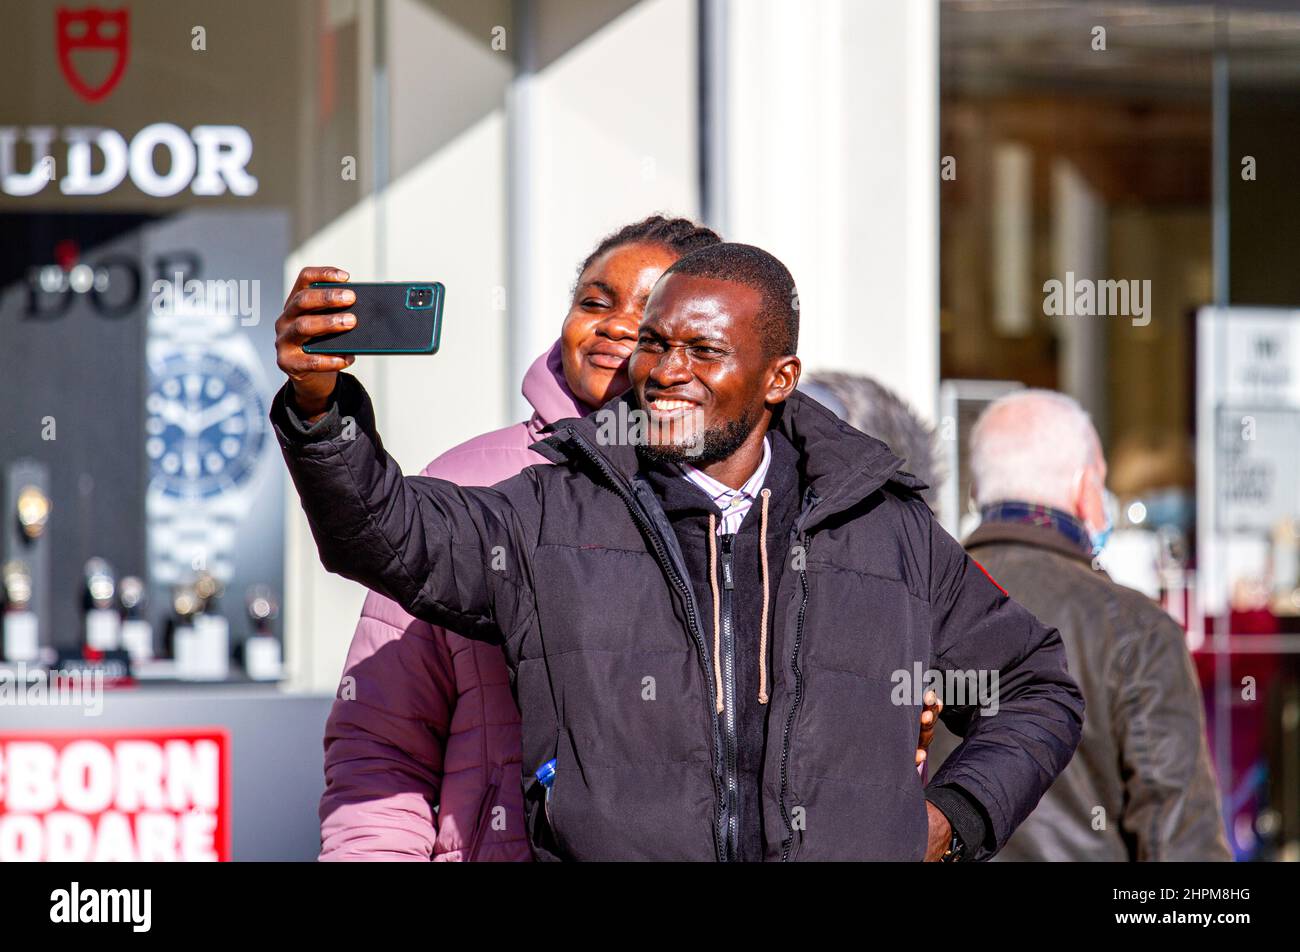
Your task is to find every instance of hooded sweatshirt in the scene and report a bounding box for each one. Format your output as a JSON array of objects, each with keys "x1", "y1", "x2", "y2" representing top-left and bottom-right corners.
[{"x1": 318, "y1": 341, "x2": 586, "y2": 861}]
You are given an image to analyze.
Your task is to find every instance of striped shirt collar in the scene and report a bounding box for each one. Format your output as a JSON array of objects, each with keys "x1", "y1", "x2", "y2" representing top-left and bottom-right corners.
[{"x1": 677, "y1": 436, "x2": 772, "y2": 535}]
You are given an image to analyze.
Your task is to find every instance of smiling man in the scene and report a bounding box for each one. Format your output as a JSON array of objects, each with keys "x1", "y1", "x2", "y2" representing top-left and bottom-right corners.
[{"x1": 272, "y1": 242, "x2": 1083, "y2": 861}]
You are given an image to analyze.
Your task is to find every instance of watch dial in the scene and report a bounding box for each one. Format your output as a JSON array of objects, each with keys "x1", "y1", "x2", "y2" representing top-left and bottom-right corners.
[{"x1": 147, "y1": 352, "x2": 267, "y2": 499}]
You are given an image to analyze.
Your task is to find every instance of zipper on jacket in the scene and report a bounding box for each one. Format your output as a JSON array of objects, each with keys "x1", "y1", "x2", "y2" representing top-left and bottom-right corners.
[
  {"x1": 720, "y1": 533, "x2": 739, "y2": 861},
  {"x1": 564, "y1": 430, "x2": 728, "y2": 862},
  {"x1": 465, "y1": 769, "x2": 502, "y2": 862},
  {"x1": 779, "y1": 489, "x2": 818, "y2": 861}
]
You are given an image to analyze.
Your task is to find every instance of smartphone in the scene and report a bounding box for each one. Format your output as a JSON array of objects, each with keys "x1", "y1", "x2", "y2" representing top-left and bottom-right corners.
[{"x1": 302, "y1": 281, "x2": 445, "y2": 355}]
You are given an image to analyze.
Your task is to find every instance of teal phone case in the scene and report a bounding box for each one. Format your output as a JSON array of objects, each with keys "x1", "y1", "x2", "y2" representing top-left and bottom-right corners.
[{"x1": 302, "y1": 281, "x2": 444, "y2": 355}]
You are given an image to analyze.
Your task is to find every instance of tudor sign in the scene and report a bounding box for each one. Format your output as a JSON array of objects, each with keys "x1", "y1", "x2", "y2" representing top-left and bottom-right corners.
[
  {"x1": 8, "y1": 7, "x2": 259, "y2": 199},
  {"x1": 1, "y1": 124, "x2": 259, "y2": 197}
]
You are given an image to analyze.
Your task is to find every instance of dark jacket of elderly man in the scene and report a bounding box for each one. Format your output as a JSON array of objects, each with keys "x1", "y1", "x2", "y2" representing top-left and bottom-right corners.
[{"x1": 948, "y1": 389, "x2": 1230, "y2": 862}]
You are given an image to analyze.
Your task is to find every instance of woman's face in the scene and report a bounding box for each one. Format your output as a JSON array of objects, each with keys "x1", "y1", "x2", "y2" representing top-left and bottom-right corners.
[{"x1": 561, "y1": 241, "x2": 680, "y2": 408}]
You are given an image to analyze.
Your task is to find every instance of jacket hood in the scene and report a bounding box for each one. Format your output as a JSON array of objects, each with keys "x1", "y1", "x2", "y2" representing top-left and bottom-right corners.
[
  {"x1": 522, "y1": 339, "x2": 589, "y2": 429},
  {"x1": 534, "y1": 389, "x2": 925, "y2": 529}
]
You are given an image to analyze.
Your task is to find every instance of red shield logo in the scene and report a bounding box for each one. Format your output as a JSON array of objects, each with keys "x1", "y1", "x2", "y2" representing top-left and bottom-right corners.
[{"x1": 56, "y1": 7, "x2": 130, "y2": 103}]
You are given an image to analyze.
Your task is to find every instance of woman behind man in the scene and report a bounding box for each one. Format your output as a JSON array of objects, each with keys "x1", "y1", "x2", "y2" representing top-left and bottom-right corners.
[{"x1": 313, "y1": 216, "x2": 722, "y2": 860}]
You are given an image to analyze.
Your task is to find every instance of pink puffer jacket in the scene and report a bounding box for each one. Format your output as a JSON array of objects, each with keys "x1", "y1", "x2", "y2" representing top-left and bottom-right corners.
[{"x1": 318, "y1": 340, "x2": 587, "y2": 861}]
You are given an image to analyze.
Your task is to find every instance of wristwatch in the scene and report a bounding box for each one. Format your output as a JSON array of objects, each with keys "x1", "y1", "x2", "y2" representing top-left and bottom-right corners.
[
  {"x1": 940, "y1": 828, "x2": 965, "y2": 863},
  {"x1": 146, "y1": 300, "x2": 269, "y2": 587}
]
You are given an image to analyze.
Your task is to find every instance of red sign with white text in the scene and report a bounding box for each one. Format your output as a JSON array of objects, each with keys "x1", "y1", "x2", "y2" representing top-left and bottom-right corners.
[{"x1": 0, "y1": 728, "x2": 230, "y2": 861}]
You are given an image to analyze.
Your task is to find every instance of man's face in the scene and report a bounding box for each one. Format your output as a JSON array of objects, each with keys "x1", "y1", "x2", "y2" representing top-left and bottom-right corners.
[{"x1": 628, "y1": 272, "x2": 794, "y2": 465}]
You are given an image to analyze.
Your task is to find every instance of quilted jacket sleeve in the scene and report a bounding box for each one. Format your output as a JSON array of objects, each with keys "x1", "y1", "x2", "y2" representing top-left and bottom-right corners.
[
  {"x1": 924, "y1": 516, "x2": 1085, "y2": 859},
  {"x1": 318, "y1": 589, "x2": 455, "y2": 860},
  {"x1": 272, "y1": 374, "x2": 539, "y2": 644}
]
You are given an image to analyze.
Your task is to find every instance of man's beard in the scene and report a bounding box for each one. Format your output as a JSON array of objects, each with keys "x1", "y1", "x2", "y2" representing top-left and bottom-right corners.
[{"x1": 636, "y1": 405, "x2": 762, "y2": 468}]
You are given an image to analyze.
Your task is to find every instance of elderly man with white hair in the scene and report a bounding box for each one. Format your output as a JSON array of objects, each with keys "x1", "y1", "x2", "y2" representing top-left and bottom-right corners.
[{"x1": 959, "y1": 389, "x2": 1230, "y2": 861}]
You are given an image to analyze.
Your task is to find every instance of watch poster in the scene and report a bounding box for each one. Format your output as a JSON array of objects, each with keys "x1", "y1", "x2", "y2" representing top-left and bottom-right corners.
[{"x1": 141, "y1": 209, "x2": 288, "y2": 649}]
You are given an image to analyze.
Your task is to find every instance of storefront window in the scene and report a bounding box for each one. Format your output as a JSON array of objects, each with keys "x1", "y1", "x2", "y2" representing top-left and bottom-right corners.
[{"x1": 940, "y1": 0, "x2": 1300, "y2": 860}]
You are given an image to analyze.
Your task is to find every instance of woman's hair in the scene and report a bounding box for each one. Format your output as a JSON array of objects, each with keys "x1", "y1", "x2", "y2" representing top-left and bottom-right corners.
[{"x1": 575, "y1": 214, "x2": 722, "y2": 286}]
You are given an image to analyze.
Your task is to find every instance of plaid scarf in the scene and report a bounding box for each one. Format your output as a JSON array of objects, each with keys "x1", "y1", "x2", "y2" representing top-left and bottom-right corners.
[{"x1": 979, "y1": 501, "x2": 1091, "y2": 554}]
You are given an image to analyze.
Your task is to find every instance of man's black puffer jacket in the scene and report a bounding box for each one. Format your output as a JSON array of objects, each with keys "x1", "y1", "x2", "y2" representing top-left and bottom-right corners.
[{"x1": 273, "y1": 375, "x2": 1084, "y2": 861}]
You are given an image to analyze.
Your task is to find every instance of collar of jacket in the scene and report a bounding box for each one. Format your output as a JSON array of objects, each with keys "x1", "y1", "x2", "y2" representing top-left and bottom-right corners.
[
  {"x1": 531, "y1": 388, "x2": 924, "y2": 533},
  {"x1": 642, "y1": 429, "x2": 802, "y2": 524},
  {"x1": 963, "y1": 518, "x2": 1097, "y2": 567}
]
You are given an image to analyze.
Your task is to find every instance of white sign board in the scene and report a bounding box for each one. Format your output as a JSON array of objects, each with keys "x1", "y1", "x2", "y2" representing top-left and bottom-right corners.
[{"x1": 1197, "y1": 307, "x2": 1300, "y2": 617}]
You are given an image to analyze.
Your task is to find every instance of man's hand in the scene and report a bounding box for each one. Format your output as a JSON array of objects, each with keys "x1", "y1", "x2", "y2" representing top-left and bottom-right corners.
[
  {"x1": 919, "y1": 691, "x2": 952, "y2": 860},
  {"x1": 274, "y1": 266, "x2": 357, "y2": 420},
  {"x1": 924, "y1": 801, "x2": 952, "y2": 862},
  {"x1": 915, "y1": 690, "x2": 943, "y2": 768}
]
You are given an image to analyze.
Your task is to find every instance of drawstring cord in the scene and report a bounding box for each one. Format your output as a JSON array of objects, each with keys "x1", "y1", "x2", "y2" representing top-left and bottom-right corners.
[
  {"x1": 707, "y1": 514, "x2": 724, "y2": 714},
  {"x1": 758, "y1": 488, "x2": 771, "y2": 705},
  {"x1": 708, "y1": 489, "x2": 774, "y2": 713}
]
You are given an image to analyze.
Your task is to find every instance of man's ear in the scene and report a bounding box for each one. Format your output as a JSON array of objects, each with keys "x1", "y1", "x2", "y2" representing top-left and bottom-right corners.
[
  {"x1": 765, "y1": 355, "x2": 801, "y2": 405},
  {"x1": 1076, "y1": 465, "x2": 1106, "y2": 531}
]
